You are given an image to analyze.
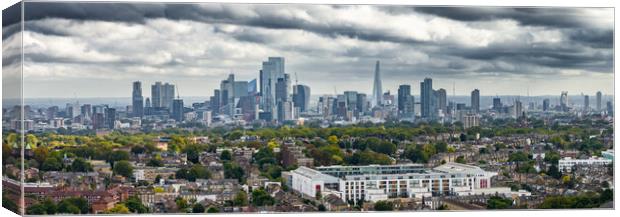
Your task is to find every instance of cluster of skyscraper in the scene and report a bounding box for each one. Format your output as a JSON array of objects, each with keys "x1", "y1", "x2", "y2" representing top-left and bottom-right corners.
[
  {"x1": 204, "y1": 57, "x2": 311, "y2": 123},
  {"x1": 4, "y1": 56, "x2": 614, "y2": 133},
  {"x1": 131, "y1": 81, "x2": 185, "y2": 122}
]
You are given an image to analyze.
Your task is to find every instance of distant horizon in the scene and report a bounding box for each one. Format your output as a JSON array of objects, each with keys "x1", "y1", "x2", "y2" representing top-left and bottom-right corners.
[{"x1": 4, "y1": 94, "x2": 613, "y2": 110}]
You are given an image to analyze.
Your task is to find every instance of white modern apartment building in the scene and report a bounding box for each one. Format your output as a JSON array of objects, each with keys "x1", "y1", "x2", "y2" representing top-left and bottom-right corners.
[
  {"x1": 558, "y1": 156, "x2": 612, "y2": 172},
  {"x1": 290, "y1": 163, "x2": 508, "y2": 204}
]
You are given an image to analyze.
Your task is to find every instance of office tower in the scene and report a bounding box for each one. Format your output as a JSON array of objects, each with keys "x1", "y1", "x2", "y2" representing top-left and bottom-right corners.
[
  {"x1": 492, "y1": 97, "x2": 502, "y2": 111},
  {"x1": 515, "y1": 100, "x2": 523, "y2": 118},
  {"x1": 248, "y1": 79, "x2": 258, "y2": 95},
  {"x1": 172, "y1": 99, "x2": 184, "y2": 122},
  {"x1": 66, "y1": 102, "x2": 79, "y2": 119},
  {"x1": 275, "y1": 74, "x2": 291, "y2": 103},
  {"x1": 234, "y1": 80, "x2": 249, "y2": 98},
  {"x1": 456, "y1": 103, "x2": 467, "y2": 111},
  {"x1": 220, "y1": 74, "x2": 234, "y2": 105},
  {"x1": 211, "y1": 89, "x2": 221, "y2": 115},
  {"x1": 46, "y1": 106, "x2": 59, "y2": 120},
  {"x1": 260, "y1": 57, "x2": 285, "y2": 112},
  {"x1": 92, "y1": 113, "x2": 105, "y2": 130},
  {"x1": 543, "y1": 99, "x2": 550, "y2": 111},
  {"x1": 397, "y1": 85, "x2": 411, "y2": 112},
  {"x1": 344, "y1": 91, "x2": 358, "y2": 113},
  {"x1": 144, "y1": 97, "x2": 152, "y2": 116},
  {"x1": 104, "y1": 108, "x2": 116, "y2": 129},
  {"x1": 596, "y1": 91, "x2": 602, "y2": 111},
  {"x1": 293, "y1": 84, "x2": 311, "y2": 113},
  {"x1": 203, "y1": 111, "x2": 212, "y2": 126},
  {"x1": 132, "y1": 81, "x2": 144, "y2": 118},
  {"x1": 238, "y1": 95, "x2": 259, "y2": 121},
  {"x1": 436, "y1": 88, "x2": 447, "y2": 115},
  {"x1": 584, "y1": 95, "x2": 590, "y2": 111},
  {"x1": 277, "y1": 101, "x2": 293, "y2": 122},
  {"x1": 461, "y1": 114, "x2": 480, "y2": 129},
  {"x1": 397, "y1": 85, "x2": 414, "y2": 119},
  {"x1": 356, "y1": 93, "x2": 368, "y2": 114},
  {"x1": 420, "y1": 78, "x2": 435, "y2": 119},
  {"x1": 606, "y1": 101, "x2": 613, "y2": 116},
  {"x1": 372, "y1": 60, "x2": 382, "y2": 107},
  {"x1": 382, "y1": 91, "x2": 394, "y2": 106},
  {"x1": 80, "y1": 104, "x2": 92, "y2": 120},
  {"x1": 471, "y1": 89, "x2": 480, "y2": 113},
  {"x1": 560, "y1": 91, "x2": 569, "y2": 112},
  {"x1": 335, "y1": 94, "x2": 348, "y2": 119},
  {"x1": 151, "y1": 82, "x2": 175, "y2": 109},
  {"x1": 317, "y1": 96, "x2": 328, "y2": 116},
  {"x1": 92, "y1": 105, "x2": 107, "y2": 115}
]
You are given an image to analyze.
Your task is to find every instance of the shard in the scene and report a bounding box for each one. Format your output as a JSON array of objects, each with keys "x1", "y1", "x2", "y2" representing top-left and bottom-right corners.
[{"x1": 372, "y1": 60, "x2": 382, "y2": 107}]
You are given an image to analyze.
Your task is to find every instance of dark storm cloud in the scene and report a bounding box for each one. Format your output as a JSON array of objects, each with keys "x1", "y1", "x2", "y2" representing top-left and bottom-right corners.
[
  {"x1": 441, "y1": 42, "x2": 612, "y2": 73},
  {"x1": 2, "y1": 2, "x2": 21, "y2": 27},
  {"x1": 23, "y1": 3, "x2": 166, "y2": 24},
  {"x1": 412, "y1": 7, "x2": 608, "y2": 29},
  {"x1": 21, "y1": 3, "x2": 428, "y2": 45},
  {"x1": 566, "y1": 29, "x2": 614, "y2": 48}
]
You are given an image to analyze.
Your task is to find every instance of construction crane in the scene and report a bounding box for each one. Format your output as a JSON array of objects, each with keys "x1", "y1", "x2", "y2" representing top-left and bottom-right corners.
[{"x1": 294, "y1": 71, "x2": 299, "y2": 85}]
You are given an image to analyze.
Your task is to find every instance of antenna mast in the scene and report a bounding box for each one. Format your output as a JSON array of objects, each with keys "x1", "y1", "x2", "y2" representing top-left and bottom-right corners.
[{"x1": 295, "y1": 72, "x2": 298, "y2": 85}]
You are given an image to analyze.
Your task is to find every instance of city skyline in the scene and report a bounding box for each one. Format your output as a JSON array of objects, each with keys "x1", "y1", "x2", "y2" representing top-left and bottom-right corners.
[{"x1": 1, "y1": 3, "x2": 613, "y2": 98}]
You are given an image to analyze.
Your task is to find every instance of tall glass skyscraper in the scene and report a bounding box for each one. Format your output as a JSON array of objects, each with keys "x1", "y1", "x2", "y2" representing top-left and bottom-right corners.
[
  {"x1": 372, "y1": 60, "x2": 382, "y2": 107},
  {"x1": 420, "y1": 78, "x2": 435, "y2": 119},
  {"x1": 293, "y1": 84, "x2": 311, "y2": 113},
  {"x1": 260, "y1": 57, "x2": 285, "y2": 113},
  {"x1": 132, "y1": 81, "x2": 144, "y2": 118},
  {"x1": 151, "y1": 82, "x2": 175, "y2": 109},
  {"x1": 471, "y1": 89, "x2": 480, "y2": 114}
]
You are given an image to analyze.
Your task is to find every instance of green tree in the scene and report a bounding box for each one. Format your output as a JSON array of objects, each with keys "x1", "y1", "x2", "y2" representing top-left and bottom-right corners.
[
  {"x1": 175, "y1": 197, "x2": 189, "y2": 211},
  {"x1": 42, "y1": 198, "x2": 58, "y2": 214},
  {"x1": 207, "y1": 207, "x2": 220, "y2": 213},
  {"x1": 327, "y1": 135, "x2": 339, "y2": 145},
  {"x1": 233, "y1": 191, "x2": 248, "y2": 206},
  {"x1": 455, "y1": 156, "x2": 466, "y2": 164},
  {"x1": 220, "y1": 150, "x2": 232, "y2": 161},
  {"x1": 105, "y1": 204, "x2": 130, "y2": 214},
  {"x1": 57, "y1": 197, "x2": 89, "y2": 214},
  {"x1": 108, "y1": 150, "x2": 130, "y2": 163},
  {"x1": 33, "y1": 146, "x2": 49, "y2": 165},
  {"x1": 251, "y1": 189, "x2": 275, "y2": 206},
  {"x1": 124, "y1": 196, "x2": 148, "y2": 213},
  {"x1": 188, "y1": 164, "x2": 211, "y2": 181},
  {"x1": 547, "y1": 164, "x2": 562, "y2": 179},
  {"x1": 70, "y1": 158, "x2": 93, "y2": 172},
  {"x1": 435, "y1": 142, "x2": 448, "y2": 153},
  {"x1": 374, "y1": 200, "x2": 394, "y2": 211},
  {"x1": 487, "y1": 196, "x2": 513, "y2": 209},
  {"x1": 192, "y1": 203, "x2": 205, "y2": 213},
  {"x1": 41, "y1": 157, "x2": 63, "y2": 171},
  {"x1": 113, "y1": 160, "x2": 134, "y2": 178},
  {"x1": 224, "y1": 162, "x2": 245, "y2": 182},
  {"x1": 27, "y1": 203, "x2": 48, "y2": 215}
]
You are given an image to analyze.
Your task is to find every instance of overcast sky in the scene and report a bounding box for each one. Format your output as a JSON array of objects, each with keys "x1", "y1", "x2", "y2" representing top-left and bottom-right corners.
[{"x1": 2, "y1": 3, "x2": 614, "y2": 98}]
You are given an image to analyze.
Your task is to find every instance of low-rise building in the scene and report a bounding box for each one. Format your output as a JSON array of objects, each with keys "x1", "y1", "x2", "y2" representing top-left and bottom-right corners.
[
  {"x1": 291, "y1": 163, "x2": 504, "y2": 205},
  {"x1": 558, "y1": 156, "x2": 612, "y2": 172}
]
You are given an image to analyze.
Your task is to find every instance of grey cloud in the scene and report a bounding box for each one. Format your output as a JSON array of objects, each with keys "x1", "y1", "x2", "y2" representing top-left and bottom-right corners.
[
  {"x1": 412, "y1": 7, "x2": 610, "y2": 29},
  {"x1": 4, "y1": 3, "x2": 613, "y2": 97}
]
